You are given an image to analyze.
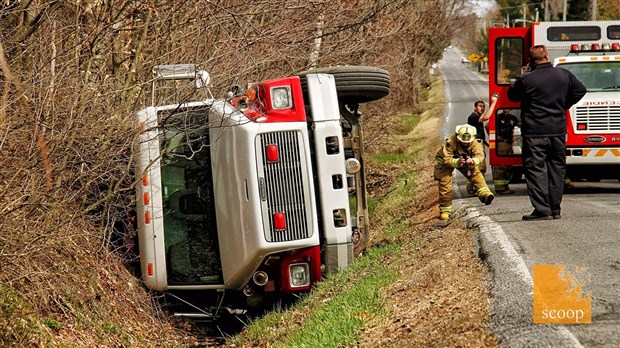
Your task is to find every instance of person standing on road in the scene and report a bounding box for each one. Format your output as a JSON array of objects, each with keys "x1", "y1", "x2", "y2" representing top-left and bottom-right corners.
[
  {"x1": 507, "y1": 45, "x2": 586, "y2": 221},
  {"x1": 493, "y1": 109, "x2": 520, "y2": 195},
  {"x1": 434, "y1": 124, "x2": 495, "y2": 220},
  {"x1": 466, "y1": 94, "x2": 499, "y2": 195}
]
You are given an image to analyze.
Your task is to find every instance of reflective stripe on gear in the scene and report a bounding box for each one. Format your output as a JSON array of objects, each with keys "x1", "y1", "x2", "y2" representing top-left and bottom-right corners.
[
  {"x1": 439, "y1": 206, "x2": 452, "y2": 213},
  {"x1": 477, "y1": 187, "x2": 491, "y2": 195}
]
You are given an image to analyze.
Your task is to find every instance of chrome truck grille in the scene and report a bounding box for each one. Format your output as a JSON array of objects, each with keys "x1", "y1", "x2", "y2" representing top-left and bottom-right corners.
[
  {"x1": 575, "y1": 105, "x2": 620, "y2": 131},
  {"x1": 258, "y1": 131, "x2": 312, "y2": 242}
]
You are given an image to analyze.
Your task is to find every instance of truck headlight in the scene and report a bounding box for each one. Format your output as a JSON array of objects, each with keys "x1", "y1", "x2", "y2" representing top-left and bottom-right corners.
[
  {"x1": 271, "y1": 86, "x2": 292, "y2": 109},
  {"x1": 289, "y1": 263, "x2": 310, "y2": 287}
]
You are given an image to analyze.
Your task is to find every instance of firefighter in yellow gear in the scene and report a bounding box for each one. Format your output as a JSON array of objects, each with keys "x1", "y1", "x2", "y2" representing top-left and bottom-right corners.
[{"x1": 434, "y1": 124, "x2": 495, "y2": 220}]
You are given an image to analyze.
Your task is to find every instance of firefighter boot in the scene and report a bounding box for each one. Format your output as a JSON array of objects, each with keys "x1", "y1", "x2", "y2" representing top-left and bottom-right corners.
[
  {"x1": 477, "y1": 187, "x2": 494, "y2": 205},
  {"x1": 439, "y1": 206, "x2": 451, "y2": 220},
  {"x1": 495, "y1": 185, "x2": 515, "y2": 195}
]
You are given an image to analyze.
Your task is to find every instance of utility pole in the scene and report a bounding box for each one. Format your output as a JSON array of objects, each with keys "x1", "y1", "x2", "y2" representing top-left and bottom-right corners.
[
  {"x1": 523, "y1": 3, "x2": 527, "y2": 27},
  {"x1": 544, "y1": 0, "x2": 550, "y2": 21},
  {"x1": 592, "y1": 0, "x2": 597, "y2": 20}
]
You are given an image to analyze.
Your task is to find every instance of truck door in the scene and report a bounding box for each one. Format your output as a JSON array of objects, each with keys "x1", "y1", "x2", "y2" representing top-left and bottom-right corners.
[{"x1": 488, "y1": 27, "x2": 530, "y2": 167}]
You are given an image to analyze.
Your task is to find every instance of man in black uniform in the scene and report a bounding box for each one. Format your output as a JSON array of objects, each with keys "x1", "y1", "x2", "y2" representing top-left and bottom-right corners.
[
  {"x1": 508, "y1": 45, "x2": 586, "y2": 221},
  {"x1": 493, "y1": 109, "x2": 520, "y2": 194},
  {"x1": 466, "y1": 94, "x2": 499, "y2": 195}
]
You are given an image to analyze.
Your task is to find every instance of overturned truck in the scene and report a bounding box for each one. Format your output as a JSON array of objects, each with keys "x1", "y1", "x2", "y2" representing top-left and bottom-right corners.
[{"x1": 134, "y1": 64, "x2": 389, "y2": 317}]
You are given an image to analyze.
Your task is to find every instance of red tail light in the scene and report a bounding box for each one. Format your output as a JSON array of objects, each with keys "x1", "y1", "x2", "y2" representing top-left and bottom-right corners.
[
  {"x1": 612, "y1": 43, "x2": 620, "y2": 51},
  {"x1": 570, "y1": 44, "x2": 579, "y2": 52},
  {"x1": 591, "y1": 43, "x2": 600, "y2": 50},
  {"x1": 577, "y1": 123, "x2": 587, "y2": 131}
]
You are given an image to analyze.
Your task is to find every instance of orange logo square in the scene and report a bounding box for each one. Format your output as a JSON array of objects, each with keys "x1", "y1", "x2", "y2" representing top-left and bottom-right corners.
[{"x1": 533, "y1": 264, "x2": 591, "y2": 324}]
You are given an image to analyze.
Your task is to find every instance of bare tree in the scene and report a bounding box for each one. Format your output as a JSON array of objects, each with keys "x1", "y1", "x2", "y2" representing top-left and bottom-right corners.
[{"x1": 0, "y1": 0, "x2": 472, "y2": 345}]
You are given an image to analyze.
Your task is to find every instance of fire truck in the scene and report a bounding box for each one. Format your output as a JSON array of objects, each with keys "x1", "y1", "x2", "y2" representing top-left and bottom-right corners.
[
  {"x1": 133, "y1": 64, "x2": 389, "y2": 317},
  {"x1": 488, "y1": 21, "x2": 620, "y2": 181}
]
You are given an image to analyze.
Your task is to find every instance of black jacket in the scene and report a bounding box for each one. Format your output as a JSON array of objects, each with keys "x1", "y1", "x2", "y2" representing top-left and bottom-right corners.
[
  {"x1": 507, "y1": 62, "x2": 586, "y2": 137},
  {"x1": 467, "y1": 112, "x2": 486, "y2": 142}
]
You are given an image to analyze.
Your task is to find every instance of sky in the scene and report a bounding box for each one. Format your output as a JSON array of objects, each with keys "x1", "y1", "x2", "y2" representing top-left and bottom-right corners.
[{"x1": 471, "y1": 0, "x2": 497, "y2": 17}]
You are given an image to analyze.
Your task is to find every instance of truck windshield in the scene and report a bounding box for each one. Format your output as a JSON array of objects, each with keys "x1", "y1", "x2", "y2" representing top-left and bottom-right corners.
[
  {"x1": 158, "y1": 106, "x2": 222, "y2": 285},
  {"x1": 556, "y1": 61, "x2": 620, "y2": 91}
]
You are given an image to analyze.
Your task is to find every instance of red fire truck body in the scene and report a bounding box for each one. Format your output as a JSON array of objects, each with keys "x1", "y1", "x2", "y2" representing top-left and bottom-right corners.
[{"x1": 488, "y1": 21, "x2": 620, "y2": 180}]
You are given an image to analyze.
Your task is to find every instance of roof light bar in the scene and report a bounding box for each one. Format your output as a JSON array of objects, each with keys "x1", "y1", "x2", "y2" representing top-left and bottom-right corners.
[{"x1": 569, "y1": 42, "x2": 620, "y2": 54}]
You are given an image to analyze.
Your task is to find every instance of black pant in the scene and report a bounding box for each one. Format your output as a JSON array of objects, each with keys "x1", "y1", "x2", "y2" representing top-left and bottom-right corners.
[{"x1": 522, "y1": 136, "x2": 566, "y2": 216}]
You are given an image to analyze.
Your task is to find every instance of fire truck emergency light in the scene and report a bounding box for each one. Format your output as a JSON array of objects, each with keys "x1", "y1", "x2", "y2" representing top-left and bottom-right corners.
[
  {"x1": 266, "y1": 144, "x2": 279, "y2": 162},
  {"x1": 273, "y1": 212, "x2": 286, "y2": 230},
  {"x1": 570, "y1": 43, "x2": 620, "y2": 53}
]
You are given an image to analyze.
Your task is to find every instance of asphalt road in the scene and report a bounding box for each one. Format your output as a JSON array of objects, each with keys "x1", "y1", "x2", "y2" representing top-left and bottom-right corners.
[{"x1": 439, "y1": 47, "x2": 620, "y2": 347}]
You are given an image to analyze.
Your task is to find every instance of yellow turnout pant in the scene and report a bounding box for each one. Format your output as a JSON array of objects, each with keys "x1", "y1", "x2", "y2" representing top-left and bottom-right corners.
[{"x1": 434, "y1": 164, "x2": 489, "y2": 211}]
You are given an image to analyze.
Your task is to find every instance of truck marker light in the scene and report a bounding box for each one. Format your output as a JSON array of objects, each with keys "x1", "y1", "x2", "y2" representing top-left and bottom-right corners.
[
  {"x1": 142, "y1": 175, "x2": 148, "y2": 186},
  {"x1": 273, "y1": 212, "x2": 286, "y2": 230},
  {"x1": 612, "y1": 43, "x2": 620, "y2": 51},
  {"x1": 144, "y1": 211, "x2": 151, "y2": 224},
  {"x1": 570, "y1": 44, "x2": 579, "y2": 52},
  {"x1": 266, "y1": 144, "x2": 279, "y2": 162},
  {"x1": 245, "y1": 88, "x2": 257, "y2": 101},
  {"x1": 577, "y1": 123, "x2": 587, "y2": 130},
  {"x1": 147, "y1": 263, "x2": 153, "y2": 276},
  {"x1": 345, "y1": 158, "x2": 361, "y2": 174},
  {"x1": 143, "y1": 192, "x2": 149, "y2": 205},
  {"x1": 592, "y1": 43, "x2": 600, "y2": 51}
]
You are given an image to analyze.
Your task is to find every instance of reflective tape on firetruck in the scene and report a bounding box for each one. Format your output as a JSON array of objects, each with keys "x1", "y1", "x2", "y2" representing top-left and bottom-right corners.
[{"x1": 566, "y1": 147, "x2": 620, "y2": 165}]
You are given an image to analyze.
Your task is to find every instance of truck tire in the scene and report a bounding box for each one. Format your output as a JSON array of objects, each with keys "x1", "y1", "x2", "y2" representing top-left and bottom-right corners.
[{"x1": 297, "y1": 65, "x2": 390, "y2": 105}]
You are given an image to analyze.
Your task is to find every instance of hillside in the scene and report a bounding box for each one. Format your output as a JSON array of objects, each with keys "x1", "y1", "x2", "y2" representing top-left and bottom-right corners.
[{"x1": 0, "y1": 1, "x2": 481, "y2": 347}]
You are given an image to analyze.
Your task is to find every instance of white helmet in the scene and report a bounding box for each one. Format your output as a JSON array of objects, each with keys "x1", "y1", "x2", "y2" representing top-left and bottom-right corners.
[{"x1": 455, "y1": 124, "x2": 477, "y2": 144}]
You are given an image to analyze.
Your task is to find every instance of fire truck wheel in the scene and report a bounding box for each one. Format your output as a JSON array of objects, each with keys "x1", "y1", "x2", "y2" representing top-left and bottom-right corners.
[{"x1": 297, "y1": 65, "x2": 390, "y2": 105}]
